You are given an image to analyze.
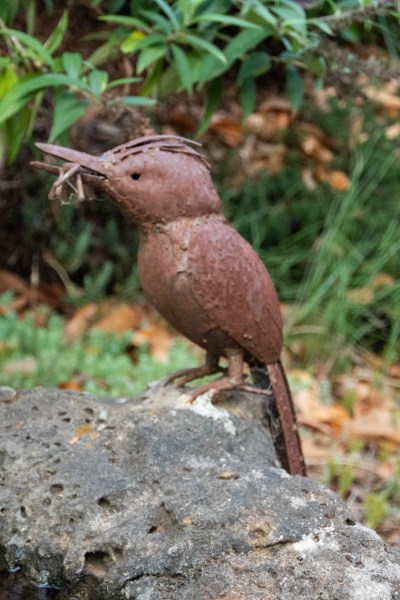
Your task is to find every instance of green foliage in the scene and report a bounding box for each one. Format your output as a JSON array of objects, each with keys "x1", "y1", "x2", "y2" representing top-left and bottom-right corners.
[
  {"x1": 221, "y1": 106, "x2": 400, "y2": 372},
  {"x1": 99, "y1": 0, "x2": 324, "y2": 129},
  {"x1": 324, "y1": 460, "x2": 355, "y2": 497},
  {"x1": 0, "y1": 294, "x2": 197, "y2": 396},
  {"x1": 287, "y1": 134, "x2": 400, "y2": 369},
  {"x1": 2, "y1": 0, "x2": 397, "y2": 163},
  {"x1": 0, "y1": 9, "x2": 143, "y2": 162},
  {"x1": 364, "y1": 490, "x2": 388, "y2": 529}
]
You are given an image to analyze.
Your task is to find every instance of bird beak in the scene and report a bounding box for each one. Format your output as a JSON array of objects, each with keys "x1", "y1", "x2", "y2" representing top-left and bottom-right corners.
[{"x1": 31, "y1": 142, "x2": 110, "y2": 201}]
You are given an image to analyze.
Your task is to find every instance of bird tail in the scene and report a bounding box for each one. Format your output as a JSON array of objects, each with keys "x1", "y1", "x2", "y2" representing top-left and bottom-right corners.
[{"x1": 251, "y1": 360, "x2": 306, "y2": 476}]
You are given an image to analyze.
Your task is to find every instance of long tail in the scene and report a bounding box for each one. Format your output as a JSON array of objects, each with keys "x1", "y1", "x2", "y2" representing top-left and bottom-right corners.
[
  {"x1": 267, "y1": 361, "x2": 306, "y2": 476},
  {"x1": 252, "y1": 360, "x2": 306, "y2": 476}
]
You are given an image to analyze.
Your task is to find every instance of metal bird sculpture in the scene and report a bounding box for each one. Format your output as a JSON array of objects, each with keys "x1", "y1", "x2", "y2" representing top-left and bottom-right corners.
[{"x1": 32, "y1": 135, "x2": 306, "y2": 476}]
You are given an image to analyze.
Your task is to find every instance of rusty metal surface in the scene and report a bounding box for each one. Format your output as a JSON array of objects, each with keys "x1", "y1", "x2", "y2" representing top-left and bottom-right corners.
[{"x1": 32, "y1": 135, "x2": 306, "y2": 476}]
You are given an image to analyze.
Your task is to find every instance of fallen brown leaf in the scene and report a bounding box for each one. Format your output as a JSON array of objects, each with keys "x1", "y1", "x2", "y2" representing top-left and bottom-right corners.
[
  {"x1": 0, "y1": 269, "x2": 28, "y2": 294},
  {"x1": 132, "y1": 322, "x2": 173, "y2": 363},
  {"x1": 208, "y1": 114, "x2": 242, "y2": 146},
  {"x1": 94, "y1": 303, "x2": 144, "y2": 334},
  {"x1": 64, "y1": 303, "x2": 98, "y2": 341},
  {"x1": 316, "y1": 167, "x2": 351, "y2": 191},
  {"x1": 301, "y1": 135, "x2": 334, "y2": 163},
  {"x1": 348, "y1": 409, "x2": 400, "y2": 445}
]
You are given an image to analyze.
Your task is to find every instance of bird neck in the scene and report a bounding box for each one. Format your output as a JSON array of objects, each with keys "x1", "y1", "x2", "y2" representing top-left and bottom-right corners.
[{"x1": 137, "y1": 213, "x2": 227, "y2": 239}]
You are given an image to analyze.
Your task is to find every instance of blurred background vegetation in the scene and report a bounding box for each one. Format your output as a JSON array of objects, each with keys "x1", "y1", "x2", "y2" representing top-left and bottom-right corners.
[{"x1": 0, "y1": 0, "x2": 400, "y2": 538}]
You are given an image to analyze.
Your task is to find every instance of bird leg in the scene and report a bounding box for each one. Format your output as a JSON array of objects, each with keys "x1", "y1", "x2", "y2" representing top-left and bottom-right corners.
[
  {"x1": 162, "y1": 352, "x2": 224, "y2": 387},
  {"x1": 187, "y1": 349, "x2": 273, "y2": 402}
]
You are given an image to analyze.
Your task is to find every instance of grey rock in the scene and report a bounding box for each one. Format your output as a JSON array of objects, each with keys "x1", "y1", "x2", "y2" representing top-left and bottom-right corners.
[{"x1": 0, "y1": 386, "x2": 399, "y2": 599}]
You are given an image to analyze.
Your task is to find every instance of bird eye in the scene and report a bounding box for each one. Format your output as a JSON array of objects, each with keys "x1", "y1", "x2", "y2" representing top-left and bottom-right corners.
[{"x1": 131, "y1": 172, "x2": 141, "y2": 180}]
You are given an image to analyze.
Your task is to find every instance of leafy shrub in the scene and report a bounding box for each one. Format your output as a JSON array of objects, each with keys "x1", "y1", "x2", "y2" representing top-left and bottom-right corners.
[{"x1": 1, "y1": 0, "x2": 398, "y2": 162}]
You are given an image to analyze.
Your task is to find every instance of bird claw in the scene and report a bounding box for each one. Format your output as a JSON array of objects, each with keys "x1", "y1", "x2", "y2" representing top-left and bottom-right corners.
[
  {"x1": 160, "y1": 365, "x2": 226, "y2": 389},
  {"x1": 185, "y1": 379, "x2": 273, "y2": 404}
]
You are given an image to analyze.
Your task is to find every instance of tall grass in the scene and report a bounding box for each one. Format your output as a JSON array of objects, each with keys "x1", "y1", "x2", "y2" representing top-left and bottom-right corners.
[{"x1": 223, "y1": 130, "x2": 400, "y2": 373}]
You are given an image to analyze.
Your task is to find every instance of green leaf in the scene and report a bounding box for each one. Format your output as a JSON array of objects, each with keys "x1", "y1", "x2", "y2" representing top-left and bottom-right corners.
[
  {"x1": 286, "y1": 65, "x2": 303, "y2": 113},
  {"x1": 0, "y1": 29, "x2": 54, "y2": 67},
  {"x1": 192, "y1": 14, "x2": 262, "y2": 30},
  {"x1": 0, "y1": 73, "x2": 90, "y2": 124},
  {"x1": 237, "y1": 51, "x2": 271, "y2": 84},
  {"x1": 49, "y1": 91, "x2": 88, "y2": 142},
  {"x1": 153, "y1": 0, "x2": 180, "y2": 30},
  {"x1": 197, "y1": 28, "x2": 270, "y2": 86},
  {"x1": 6, "y1": 105, "x2": 32, "y2": 163},
  {"x1": 179, "y1": 34, "x2": 227, "y2": 64},
  {"x1": 62, "y1": 52, "x2": 82, "y2": 79},
  {"x1": 86, "y1": 41, "x2": 120, "y2": 69},
  {"x1": 120, "y1": 33, "x2": 166, "y2": 54},
  {"x1": 273, "y1": 1, "x2": 307, "y2": 37},
  {"x1": 274, "y1": 0, "x2": 306, "y2": 20},
  {"x1": 45, "y1": 10, "x2": 68, "y2": 54},
  {"x1": 137, "y1": 45, "x2": 167, "y2": 74},
  {"x1": 99, "y1": 15, "x2": 151, "y2": 32},
  {"x1": 302, "y1": 55, "x2": 326, "y2": 78},
  {"x1": 239, "y1": 78, "x2": 256, "y2": 121},
  {"x1": 106, "y1": 76, "x2": 142, "y2": 90},
  {"x1": 140, "y1": 9, "x2": 172, "y2": 32},
  {"x1": 140, "y1": 59, "x2": 163, "y2": 96},
  {"x1": 177, "y1": 0, "x2": 203, "y2": 25},
  {"x1": 87, "y1": 70, "x2": 109, "y2": 96},
  {"x1": 198, "y1": 79, "x2": 221, "y2": 136},
  {"x1": 249, "y1": 0, "x2": 277, "y2": 27},
  {"x1": 0, "y1": 65, "x2": 18, "y2": 98},
  {"x1": 122, "y1": 96, "x2": 157, "y2": 106},
  {"x1": 310, "y1": 18, "x2": 333, "y2": 36},
  {"x1": 171, "y1": 43, "x2": 193, "y2": 92}
]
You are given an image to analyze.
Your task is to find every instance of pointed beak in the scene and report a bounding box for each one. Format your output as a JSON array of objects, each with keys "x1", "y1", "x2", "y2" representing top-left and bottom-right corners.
[
  {"x1": 31, "y1": 143, "x2": 110, "y2": 197},
  {"x1": 34, "y1": 143, "x2": 107, "y2": 174}
]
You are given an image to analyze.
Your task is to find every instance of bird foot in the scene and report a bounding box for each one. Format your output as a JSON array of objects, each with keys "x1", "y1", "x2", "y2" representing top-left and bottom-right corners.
[
  {"x1": 186, "y1": 378, "x2": 273, "y2": 403},
  {"x1": 161, "y1": 364, "x2": 226, "y2": 388}
]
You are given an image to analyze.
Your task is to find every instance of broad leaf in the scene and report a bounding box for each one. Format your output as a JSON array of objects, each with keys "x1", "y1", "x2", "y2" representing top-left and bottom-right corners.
[
  {"x1": 137, "y1": 45, "x2": 167, "y2": 74},
  {"x1": 140, "y1": 10, "x2": 173, "y2": 33},
  {"x1": 0, "y1": 73, "x2": 90, "y2": 124},
  {"x1": 171, "y1": 44, "x2": 193, "y2": 92},
  {"x1": 153, "y1": 0, "x2": 180, "y2": 30},
  {"x1": 62, "y1": 52, "x2": 82, "y2": 79},
  {"x1": 0, "y1": 65, "x2": 18, "y2": 98},
  {"x1": 179, "y1": 33, "x2": 227, "y2": 64},
  {"x1": 237, "y1": 51, "x2": 271, "y2": 84},
  {"x1": 49, "y1": 92, "x2": 88, "y2": 142},
  {"x1": 121, "y1": 33, "x2": 166, "y2": 54},
  {"x1": 87, "y1": 70, "x2": 109, "y2": 96},
  {"x1": 197, "y1": 28, "x2": 270, "y2": 86}
]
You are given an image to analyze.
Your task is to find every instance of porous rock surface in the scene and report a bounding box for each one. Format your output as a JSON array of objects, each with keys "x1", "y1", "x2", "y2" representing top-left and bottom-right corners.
[{"x1": 0, "y1": 386, "x2": 399, "y2": 599}]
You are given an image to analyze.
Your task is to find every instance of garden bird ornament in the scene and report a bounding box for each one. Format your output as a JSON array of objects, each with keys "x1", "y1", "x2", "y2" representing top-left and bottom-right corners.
[{"x1": 32, "y1": 135, "x2": 306, "y2": 476}]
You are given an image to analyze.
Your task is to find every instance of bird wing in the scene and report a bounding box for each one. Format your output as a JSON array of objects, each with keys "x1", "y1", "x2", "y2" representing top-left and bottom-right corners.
[{"x1": 187, "y1": 219, "x2": 283, "y2": 364}]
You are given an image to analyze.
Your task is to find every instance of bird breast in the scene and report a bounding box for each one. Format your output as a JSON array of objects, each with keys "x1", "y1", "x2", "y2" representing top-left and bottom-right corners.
[{"x1": 137, "y1": 215, "x2": 283, "y2": 363}]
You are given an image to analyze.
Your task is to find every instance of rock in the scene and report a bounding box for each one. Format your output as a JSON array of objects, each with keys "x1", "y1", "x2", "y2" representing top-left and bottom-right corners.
[{"x1": 0, "y1": 386, "x2": 399, "y2": 599}]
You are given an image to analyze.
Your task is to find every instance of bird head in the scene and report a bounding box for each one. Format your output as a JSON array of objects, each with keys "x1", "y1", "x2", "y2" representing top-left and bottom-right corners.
[{"x1": 31, "y1": 135, "x2": 222, "y2": 229}]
